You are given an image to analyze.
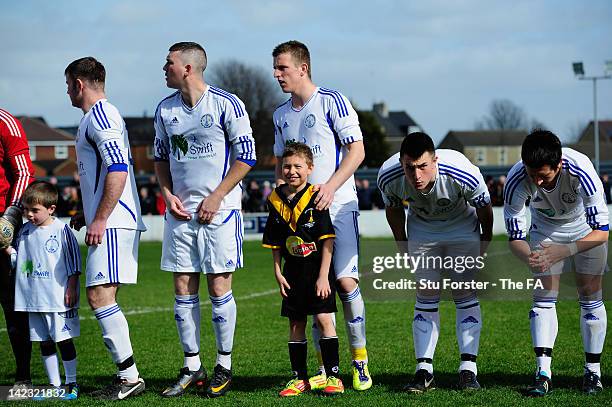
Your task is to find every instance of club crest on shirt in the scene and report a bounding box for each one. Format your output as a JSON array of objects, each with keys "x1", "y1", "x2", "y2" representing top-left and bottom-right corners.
[
  {"x1": 303, "y1": 208, "x2": 316, "y2": 228},
  {"x1": 561, "y1": 193, "x2": 576, "y2": 204},
  {"x1": 304, "y1": 114, "x2": 316, "y2": 128},
  {"x1": 45, "y1": 235, "x2": 60, "y2": 253},
  {"x1": 200, "y1": 114, "x2": 214, "y2": 128},
  {"x1": 285, "y1": 236, "x2": 317, "y2": 257}
]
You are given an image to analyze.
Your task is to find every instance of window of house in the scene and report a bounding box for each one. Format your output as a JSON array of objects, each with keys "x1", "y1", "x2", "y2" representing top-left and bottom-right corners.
[{"x1": 55, "y1": 145, "x2": 68, "y2": 159}]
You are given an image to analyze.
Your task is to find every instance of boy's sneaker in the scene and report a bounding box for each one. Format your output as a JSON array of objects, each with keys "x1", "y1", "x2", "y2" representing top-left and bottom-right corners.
[
  {"x1": 206, "y1": 364, "x2": 232, "y2": 398},
  {"x1": 525, "y1": 373, "x2": 552, "y2": 397},
  {"x1": 161, "y1": 366, "x2": 206, "y2": 397},
  {"x1": 279, "y1": 378, "x2": 310, "y2": 397},
  {"x1": 308, "y1": 371, "x2": 327, "y2": 391},
  {"x1": 404, "y1": 369, "x2": 435, "y2": 393},
  {"x1": 323, "y1": 376, "x2": 344, "y2": 395},
  {"x1": 90, "y1": 376, "x2": 145, "y2": 400},
  {"x1": 458, "y1": 370, "x2": 481, "y2": 390},
  {"x1": 62, "y1": 383, "x2": 80, "y2": 400},
  {"x1": 583, "y1": 371, "x2": 603, "y2": 394},
  {"x1": 352, "y1": 360, "x2": 372, "y2": 391}
]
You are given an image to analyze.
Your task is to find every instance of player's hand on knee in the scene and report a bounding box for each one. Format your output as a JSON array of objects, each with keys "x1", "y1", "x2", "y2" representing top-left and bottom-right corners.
[
  {"x1": 275, "y1": 273, "x2": 290, "y2": 298},
  {"x1": 70, "y1": 211, "x2": 86, "y2": 231},
  {"x1": 313, "y1": 184, "x2": 335, "y2": 211},
  {"x1": 197, "y1": 193, "x2": 222, "y2": 224},
  {"x1": 316, "y1": 277, "x2": 331, "y2": 299},
  {"x1": 167, "y1": 195, "x2": 191, "y2": 221},
  {"x1": 85, "y1": 219, "x2": 106, "y2": 246}
]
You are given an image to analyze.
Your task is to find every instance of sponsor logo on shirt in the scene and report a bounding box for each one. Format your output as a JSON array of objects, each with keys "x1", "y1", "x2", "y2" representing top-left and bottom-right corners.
[
  {"x1": 171, "y1": 134, "x2": 189, "y2": 160},
  {"x1": 536, "y1": 207, "x2": 556, "y2": 217},
  {"x1": 285, "y1": 236, "x2": 317, "y2": 257},
  {"x1": 45, "y1": 235, "x2": 60, "y2": 254}
]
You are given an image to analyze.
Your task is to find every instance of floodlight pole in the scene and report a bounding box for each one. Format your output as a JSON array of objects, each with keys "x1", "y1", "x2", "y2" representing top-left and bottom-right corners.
[{"x1": 575, "y1": 70, "x2": 611, "y2": 174}]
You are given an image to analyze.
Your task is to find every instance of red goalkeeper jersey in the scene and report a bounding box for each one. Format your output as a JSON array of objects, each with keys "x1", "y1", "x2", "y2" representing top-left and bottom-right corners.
[{"x1": 0, "y1": 109, "x2": 34, "y2": 213}]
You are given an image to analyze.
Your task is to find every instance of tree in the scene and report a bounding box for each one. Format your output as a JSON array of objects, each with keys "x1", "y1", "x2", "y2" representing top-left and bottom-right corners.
[
  {"x1": 476, "y1": 99, "x2": 546, "y2": 131},
  {"x1": 357, "y1": 110, "x2": 391, "y2": 168},
  {"x1": 209, "y1": 60, "x2": 284, "y2": 168}
]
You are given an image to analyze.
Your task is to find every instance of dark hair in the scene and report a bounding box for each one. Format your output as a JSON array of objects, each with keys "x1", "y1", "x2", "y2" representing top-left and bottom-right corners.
[
  {"x1": 400, "y1": 132, "x2": 435, "y2": 160},
  {"x1": 22, "y1": 181, "x2": 58, "y2": 208},
  {"x1": 272, "y1": 40, "x2": 311, "y2": 78},
  {"x1": 169, "y1": 42, "x2": 207, "y2": 72},
  {"x1": 282, "y1": 142, "x2": 313, "y2": 167},
  {"x1": 521, "y1": 129, "x2": 562, "y2": 168},
  {"x1": 64, "y1": 57, "x2": 106, "y2": 87}
]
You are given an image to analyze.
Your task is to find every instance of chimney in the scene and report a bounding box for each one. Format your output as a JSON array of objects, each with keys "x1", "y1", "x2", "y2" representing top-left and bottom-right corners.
[{"x1": 373, "y1": 102, "x2": 389, "y2": 118}]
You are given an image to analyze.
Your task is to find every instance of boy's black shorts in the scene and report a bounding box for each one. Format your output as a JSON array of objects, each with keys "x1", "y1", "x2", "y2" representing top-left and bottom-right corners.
[{"x1": 281, "y1": 265, "x2": 337, "y2": 320}]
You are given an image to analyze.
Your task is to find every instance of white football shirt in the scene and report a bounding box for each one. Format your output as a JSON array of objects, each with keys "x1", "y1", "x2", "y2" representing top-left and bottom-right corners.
[
  {"x1": 503, "y1": 147, "x2": 609, "y2": 240},
  {"x1": 75, "y1": 99, "x2": 146, "y2": 231},
  {"x1": 377, "y1": 150, "x2": 490, "y2": 233},
  {"x1": 273, "y1": 87, "x2": 363, "y2": 212},
  {"x1": 154, "y1": 86, "x2": 256, "y2": 212},
  {"x1": 14, "y1": 218, "x2": 81, "y2": 312}
]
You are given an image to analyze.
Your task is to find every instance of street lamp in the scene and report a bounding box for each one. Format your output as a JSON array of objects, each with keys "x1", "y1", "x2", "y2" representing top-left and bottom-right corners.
[{"x1": 572, "y1": 61, "x2": 612, "y2": 173}]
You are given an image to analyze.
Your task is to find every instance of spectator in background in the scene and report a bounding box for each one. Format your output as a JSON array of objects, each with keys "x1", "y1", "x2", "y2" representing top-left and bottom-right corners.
[
  {"x1": 246, "y1": 180, "x2": 264, "y2": 212},
  {"x1": 602, "y1": 173, "x2": 611, "y2": 204},
  {"x1": 357, "y1": 178, "x2": 373, "y2": 210},
  {"x1": 262, "y1": 180, "x2": 272, "y2": 201},
  {"x1": 495, "y1": 175, "x2": 506, "y2": 207},
  {"x1": 155, "y1": 188, "x2": 166, "y2": 215},
  {"x1": 139, "y1": 186, "x2": 155, "y2": 215}
]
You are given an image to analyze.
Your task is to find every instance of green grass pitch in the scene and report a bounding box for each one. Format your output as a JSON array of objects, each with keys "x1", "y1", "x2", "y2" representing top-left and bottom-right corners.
[{"x1": 0, "y1": 238, "x2": 610, "y2": 406}]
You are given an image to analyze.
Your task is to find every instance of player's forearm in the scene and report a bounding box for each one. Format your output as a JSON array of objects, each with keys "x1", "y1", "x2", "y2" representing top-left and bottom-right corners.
[
  {"x1": 272, "y1": 249, "x2": 282, "y2": 275},
  {"x1": 575, "y1": 229, "x2": 609, "y2": 253},
  {"x1": 509, "y1": 239, "x2": 531, "y2": 264},
  {"x1": 154, "y1": 161, "x2": 174, "y2": 201},
  {"x1": 93, "y1": 171, "x2": 127, "y2": 222},
  {"x1": 326, "y1": 140, "x2": 364, "y2": 191},
  {"x1": 476, "y1": 204, "x2": 494, "y2": 241},
  {"x1": 385, "y1": 206, "x2": 407, "y2": 242},
  {"x1": 212, "y1": 160, "x2": 253, "y2": 198},
  {"x1": 318, "y1": 238, "x2": 334, "y2": 279}
]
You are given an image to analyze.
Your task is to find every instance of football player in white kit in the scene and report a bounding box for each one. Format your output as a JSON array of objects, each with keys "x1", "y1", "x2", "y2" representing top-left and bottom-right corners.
[
  {"x1": 65, "y1": 57, "x2": 147, "y2": 400},
  {"x1": 504, "y1": 130, "x2": 608, "y2": 396},
  {"x1": 378, "y1": 132, "x2": 493, "y2": 392},
  {"x1": 272, "y1": 40, "x2": 371, "y2": 391},
  {"x1": 154, "y1": 42, "x2": 255, "y2": 398}
]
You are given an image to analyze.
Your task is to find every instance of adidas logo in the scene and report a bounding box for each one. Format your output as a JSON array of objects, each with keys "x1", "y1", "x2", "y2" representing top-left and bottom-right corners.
[
  {"x1": 174, "y1": 313, "x2": 184, "y2": 322},
  {"x1": 93, "y1": 272, "x2": 105, "y2": 281},
  {"x1": 212, "y1": 315, "x2": 227, "y2": 323},
  {"x1": 351, "y1": 265, "x2": 358, "y2": 273},
  {"x1": 283, "y1": 122, "x2": 289, "y2": 128},
  {"x1": 461, "y1": 316, "x2": 479, "y2": 324},
  {"x1": 171, "y1": 117, "x2": 179, "y2": 124},
  {"x1": 225, "y1": 260, "x2": 234, "y2": 268},
  {"x1": 584, "y1": 313, "x2": 599, "y2": 321},
  {"x1": 533, "y1": 196, "x2": 543, "y2": 202},
  {"x1": 61, "y1": 324, "x2": 71, "y2": 332},
  {"x1": 349, "y1": 316, "x2": 364, "y2": 324},
  {"x1": 529, "y1": 310, "x2": 538, "y2": 319},
  {"x1": 413, "y1": 314, "x2": 427, "y2": 322}
]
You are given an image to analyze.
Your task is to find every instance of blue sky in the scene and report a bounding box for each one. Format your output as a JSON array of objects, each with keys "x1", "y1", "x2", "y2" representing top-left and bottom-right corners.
[{"x1": 1, "y1": 0, "x2": 610, "y2": 144}]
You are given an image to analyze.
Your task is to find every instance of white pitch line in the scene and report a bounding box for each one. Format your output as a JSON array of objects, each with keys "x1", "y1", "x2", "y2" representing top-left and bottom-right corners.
[{"x1": 0, "y1": 289, "x2": 277, "y2": 333}]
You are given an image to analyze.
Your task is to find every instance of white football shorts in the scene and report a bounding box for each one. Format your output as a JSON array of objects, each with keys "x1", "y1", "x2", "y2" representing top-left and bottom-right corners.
[
  {"x1": 85, "y1": 228, "x2": 141, "y2": 287},
  {"x1": 161, "y1": 209, "x2": 243, "y2": 274}
]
